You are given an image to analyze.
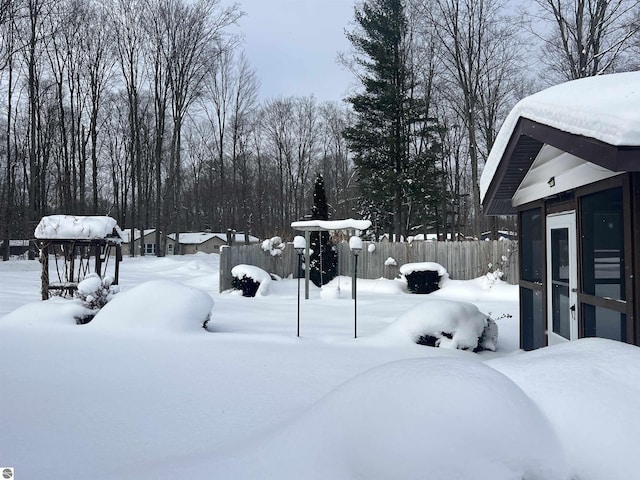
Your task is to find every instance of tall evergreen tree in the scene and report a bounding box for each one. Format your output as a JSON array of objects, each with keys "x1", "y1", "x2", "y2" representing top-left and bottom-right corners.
[
  {"x1": 309, "y1": 174, "x2": 337, "y2": 287},
  {"x1": 344, "y1": 0, "x2": 444, "y2": 239}
]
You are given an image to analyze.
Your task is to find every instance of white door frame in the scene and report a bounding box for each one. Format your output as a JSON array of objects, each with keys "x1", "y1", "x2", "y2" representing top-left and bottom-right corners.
[{"x1": 546, "y1": 211, "x2": 578, "y2": 344}]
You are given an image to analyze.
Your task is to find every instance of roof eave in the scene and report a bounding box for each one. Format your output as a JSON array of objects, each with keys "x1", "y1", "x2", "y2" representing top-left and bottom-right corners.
[{"x1": 483, "y1": 118, "x2": 640, "y2": 216}]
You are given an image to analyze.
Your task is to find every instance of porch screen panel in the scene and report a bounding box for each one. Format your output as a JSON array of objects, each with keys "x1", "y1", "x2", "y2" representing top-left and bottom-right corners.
[
  {"x1": 580, "y1": 186, "x2": 628, "y2": 342},
  {"x1": 521, "y1": 287, "x2": 544, "y2": 350},
  {"x1": 584, "y1": 305, "x2": 626, "y2": 342},
  {"x1": 581, "y1": 187, "x2": 625, "y2": 301},
  {"x1": 520, "y1": 207, "x2": 544, "y2": 350},
  {"x1": 520, "y1": 208, "x2": 543, "y2": 283}
]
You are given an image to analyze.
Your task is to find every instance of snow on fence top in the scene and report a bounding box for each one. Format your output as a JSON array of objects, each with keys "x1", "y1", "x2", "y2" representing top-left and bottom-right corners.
[
  {"x1": 481, "y1": 71, "x2": 640, "y2": 200},
  {"x1": 34, "y1": 215, "x2": 122, "y2": 241},
  {"x1": 291, "y1": 218, "x2": 372, "y2": 231}
]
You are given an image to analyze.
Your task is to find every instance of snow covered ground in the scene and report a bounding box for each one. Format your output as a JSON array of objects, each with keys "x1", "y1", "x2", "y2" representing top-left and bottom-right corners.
[{"x1": 1, "y1": 252, "x2": 639, "y2": 479}]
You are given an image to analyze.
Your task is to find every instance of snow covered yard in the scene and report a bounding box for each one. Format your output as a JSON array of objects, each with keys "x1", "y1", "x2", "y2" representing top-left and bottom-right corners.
[{"x1": 1, "y1": 253, "x2": 639, "y2": 480}]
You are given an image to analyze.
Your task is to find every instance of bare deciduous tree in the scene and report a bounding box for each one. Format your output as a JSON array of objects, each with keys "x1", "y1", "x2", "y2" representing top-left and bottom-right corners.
[{"x1": 528, "y1": 0, "x2": 640, "y2": 81}]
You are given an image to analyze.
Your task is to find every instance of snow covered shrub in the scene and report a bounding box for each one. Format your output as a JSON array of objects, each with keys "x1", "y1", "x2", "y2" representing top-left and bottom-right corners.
[
  {"x1": 231, "y1": 275, "x2": 261, "y2": 297},
  {"x1": 382, "y1": 299, "x2": 498, "y2": 352},
  {"x1": 400, "y1": 262, "x2": 448, "y2": 294},
  {"x1": 74, "y1": 273, "x2": 120, "y2": 324},
  {"x1": 416, "y1": 317, "x2": 498, "y2": 352},
  {"x1": 262, "y1": 236, "x2": 285, "y2": 256},
  {"x1": 230, "y1": 264, "x2": 272, "y2": 297}
]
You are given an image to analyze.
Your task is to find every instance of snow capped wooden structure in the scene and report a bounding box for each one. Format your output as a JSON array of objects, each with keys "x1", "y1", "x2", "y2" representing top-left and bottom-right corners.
[
  {"x1": 34, "y1": 215, "x2": 123, "y2": 300},
  {"x1": 291, "y1": 218, "x2": 372, "y2": 299},
  {"x1": 481, "y1": 72, "x2": 640, "y2": 350}
]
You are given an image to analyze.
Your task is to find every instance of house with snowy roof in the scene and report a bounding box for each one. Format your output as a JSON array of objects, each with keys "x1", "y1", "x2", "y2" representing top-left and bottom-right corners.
[
  {"x1": 120, "y1": 229, "x2": 175, "y2": 256},
  {"x1": 169, "y1": 231, "x2": 259, "y2": 254},
  {"x1": 481, "y1": 71, "x2": 640, "y2": 350}
]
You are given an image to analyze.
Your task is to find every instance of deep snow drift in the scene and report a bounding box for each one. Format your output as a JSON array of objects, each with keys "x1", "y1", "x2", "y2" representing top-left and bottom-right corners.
[{"x1": 1, "y1": 253, "x2": 639, "y2": 480}]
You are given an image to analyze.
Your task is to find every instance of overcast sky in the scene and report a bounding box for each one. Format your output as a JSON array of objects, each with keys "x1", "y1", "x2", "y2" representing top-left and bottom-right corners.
[{"x1": 234, "y1": 0, "x2": 358, "y2": 104}]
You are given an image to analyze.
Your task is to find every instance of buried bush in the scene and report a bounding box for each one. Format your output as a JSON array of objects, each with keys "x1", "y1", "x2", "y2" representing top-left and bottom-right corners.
[
  {"x1": 382, "y1": 299, "x2": 499, "y2": 352},
  {"x1": 74, "y1": 273, "x2": 120, "y2": 324},
  {"x1": 231, "y1": 275, "x2": 261, "y2": 297},
  {"x1": 400, "y1": 262, "x2": 448, "y2": 294},
  {"x1": 416, "y1": 317, "x2": 498, "y2": 353},
  {"x1": 230, "y1": 264, "x2": 272, "y2": 297},
  {"x1": 405, "y1": 270, "x2": 441, "y2": 294}
]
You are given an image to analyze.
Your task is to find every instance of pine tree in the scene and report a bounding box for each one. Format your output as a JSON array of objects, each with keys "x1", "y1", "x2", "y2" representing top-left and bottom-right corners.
[
  {"x1": 344, "y1": 0, "x2": 445, "y2": 239},
  {"x1": 309, "y1": 174, "x2": 337, "y2": 287}
]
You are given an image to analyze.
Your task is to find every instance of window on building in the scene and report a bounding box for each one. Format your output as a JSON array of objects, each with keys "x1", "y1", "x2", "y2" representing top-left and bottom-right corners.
[{"x1": 145, "y1": 243, "x2": 156, "y2": 255}]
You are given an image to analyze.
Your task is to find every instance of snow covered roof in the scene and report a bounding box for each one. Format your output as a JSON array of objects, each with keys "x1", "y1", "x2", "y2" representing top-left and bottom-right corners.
[
  {"x1": 291, "y1": 218, "x2": 372, "y2": 232},
  {"x1": 119, "y1": 229, "x2": 156, "y2": 243},
  {"x1": 481, "y1": 71, "x2": 640, "y2": 214},
  {"x1": 168, "y1": 232, "x2": 259, "y2": 245},
  {"x1": 34, "y1": 215, "x2": 123, "y2": 241}
]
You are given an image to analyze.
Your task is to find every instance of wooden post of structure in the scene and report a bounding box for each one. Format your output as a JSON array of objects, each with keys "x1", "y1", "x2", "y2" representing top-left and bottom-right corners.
[
  {"x1": 94, "y1": 242, "x2": 102, "y2": 280},
  {"x1": 40, "y1": 242, "x2": 49, "y2": 300},
  {"x1": 114, "y1": 243, "x2": 121, "y2": 285}
]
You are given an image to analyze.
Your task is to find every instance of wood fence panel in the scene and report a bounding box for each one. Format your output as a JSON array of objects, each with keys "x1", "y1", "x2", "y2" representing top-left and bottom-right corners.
[{"x1": 219, "y1": 240, "x2": 518, "y2": 292}]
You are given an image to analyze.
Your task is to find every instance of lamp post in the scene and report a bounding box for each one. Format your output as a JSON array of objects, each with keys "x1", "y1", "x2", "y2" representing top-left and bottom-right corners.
[
  {"x1": 349, "y1": 235, "x2": 363, "y2": 339},
  {"x1": 294, "y1": 235, "x2": 306, "y2": 337}
]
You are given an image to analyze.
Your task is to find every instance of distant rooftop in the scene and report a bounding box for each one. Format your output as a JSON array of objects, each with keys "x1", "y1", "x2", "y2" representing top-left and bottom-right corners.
[{"x1": 168, "y1": 232, "x2": 259, "y2": 245}]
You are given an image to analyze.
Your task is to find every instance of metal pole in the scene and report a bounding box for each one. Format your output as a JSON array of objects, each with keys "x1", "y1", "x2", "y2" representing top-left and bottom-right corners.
[
  {"x1": 297, "y1": 253, "x2": 301, "y2": 337},
  {"x1": 354, "y1": 254, "x2": 358, "y2": 339},
  {"x1": 304, "y1": 230, "x2": 310, "y2": 299}
]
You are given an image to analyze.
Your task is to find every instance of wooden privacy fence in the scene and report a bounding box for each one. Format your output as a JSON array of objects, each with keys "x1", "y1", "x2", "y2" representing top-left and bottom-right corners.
[{"x1": 219, "y1": 240, "x2": 518, "y2": 292}]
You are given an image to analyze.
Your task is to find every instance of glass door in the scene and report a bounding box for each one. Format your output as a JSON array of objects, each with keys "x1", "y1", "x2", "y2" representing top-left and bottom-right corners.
[{"x1": 546, "y1": 212, "x2": 578, "y2": 344}]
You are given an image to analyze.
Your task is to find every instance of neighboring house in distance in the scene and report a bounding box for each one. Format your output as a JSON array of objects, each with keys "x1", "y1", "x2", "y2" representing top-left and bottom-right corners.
[
  {"x1": 1, "y1": 240, "x2": 33, "y2": 258},
  {"x1": 481, "y1": 72, "x2": 640, "y2": 351},
  {"x1": 480, "y1": 231, "x2": 517, "y2": 241},
  {"x1": 170, "y1": 231, "x2": 260, "y2": 254},
  {"x1": 120, "y1": 229, "x2": 176, "y2": 256}
]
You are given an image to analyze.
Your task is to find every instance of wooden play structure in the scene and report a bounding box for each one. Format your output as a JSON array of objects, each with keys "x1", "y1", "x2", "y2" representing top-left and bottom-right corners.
[{"x1": 34, "y1": 215, "x2": 123, "y2": 300}]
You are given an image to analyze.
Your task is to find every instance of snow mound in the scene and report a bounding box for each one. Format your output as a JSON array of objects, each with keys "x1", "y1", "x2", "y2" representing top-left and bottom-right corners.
[
  {"x1": 378, "y1": 299, "x2": 497, "y2": 351},
  {"x1": 399, "y1": 261, "x2": 448, "y2": 277},
  {"x1": 432, "y1": 275, "x2": 518, "y2": 302},
  {"x1": 220, "y1": 358, "x2": 570, "y2": 480},
  {"x1": 34, "y1": 215, "x2": 122, "y2": 240},
  {"x1": 489, "y1": 338, "x2": 640, "y2": 480},
  {"x1": 77, "y1": 274, "x2": 104, "y2": 295},
  {"x1": 231, "y1": 264, "x2": 272, "y2": 296},
  {"x1": 87, "y1": 280, "x2": 213, "y2": 333},
  {"x1": 0, "y1": 297, "x2": 92, "y2": 328}
]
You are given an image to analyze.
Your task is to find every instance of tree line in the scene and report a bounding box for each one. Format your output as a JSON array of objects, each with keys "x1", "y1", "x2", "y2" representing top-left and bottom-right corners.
[
  {"x1": 0, "y1": 0, "x2": 638, "y2": 258},
  {"x1": 343, "y1": 0, "x2": 640, "y2": 240}
]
